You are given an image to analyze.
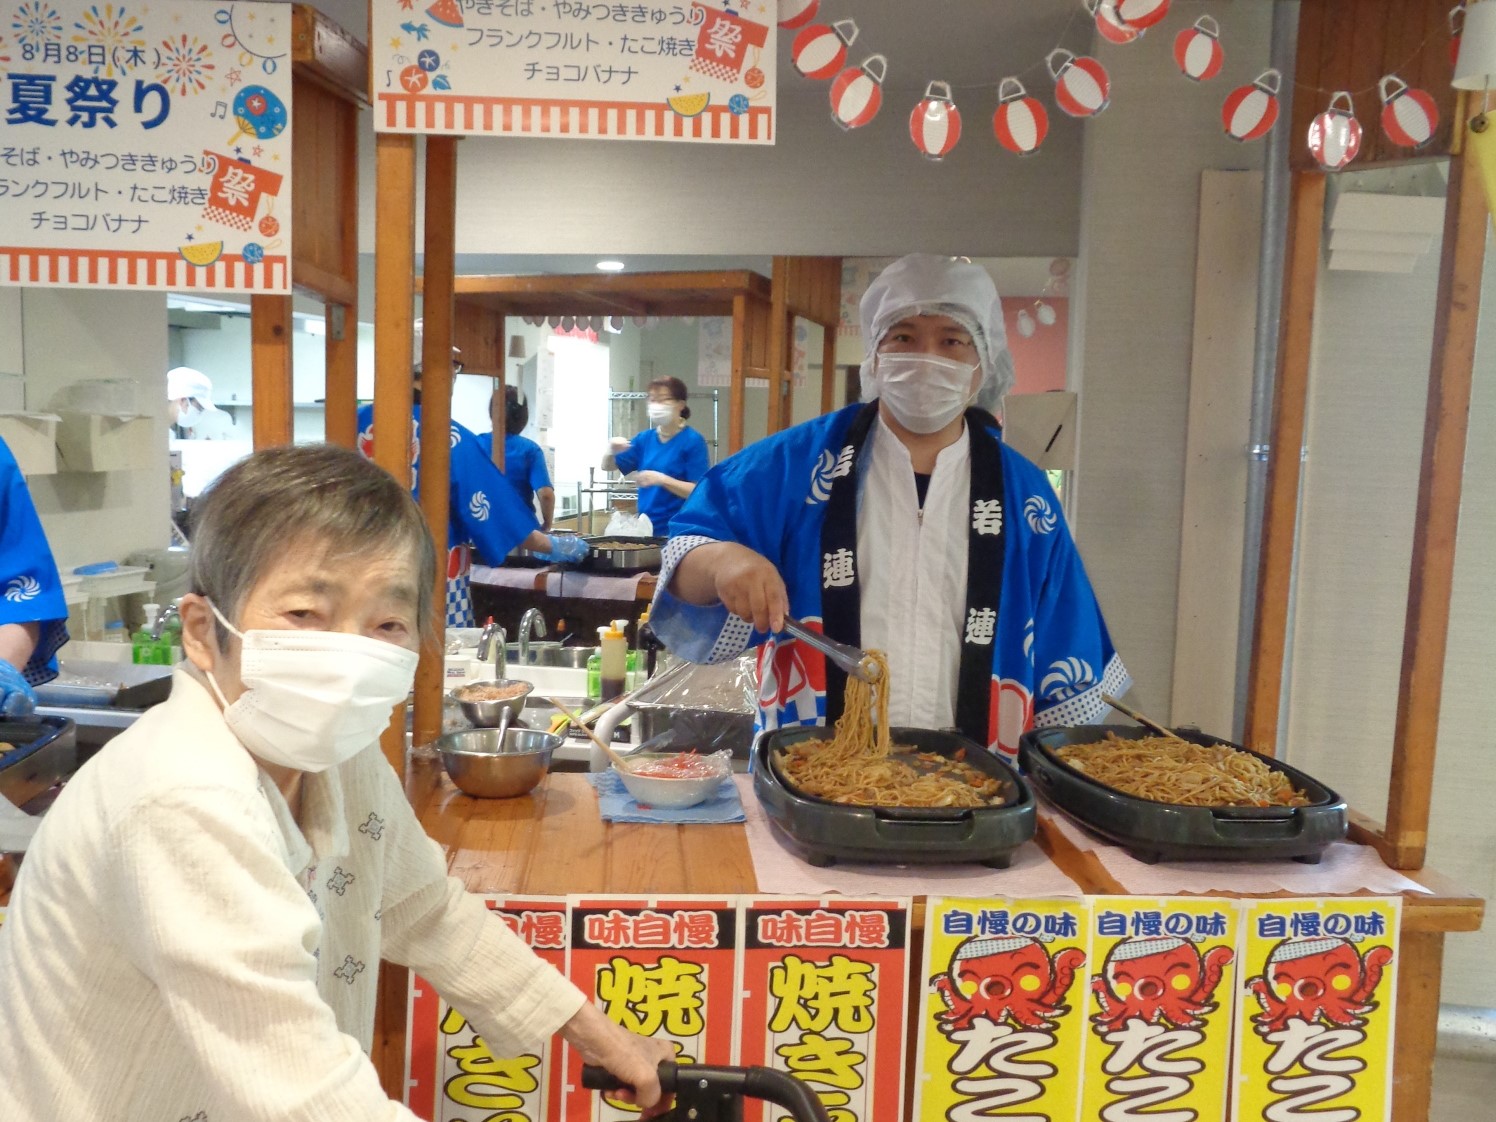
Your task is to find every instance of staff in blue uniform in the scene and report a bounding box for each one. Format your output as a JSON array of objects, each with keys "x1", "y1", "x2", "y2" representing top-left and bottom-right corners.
[
  {"x1": 0, "y1": 436, "x2": 69, "y2": 717},
  {"x1": 650, "y1": 254, "x2": 1128, "y2": 762},
  {"x1": 603, "y1": 377, "x2": 710, "y2": 537},
  {"x1": 357, "y1": 365, "x2": 586, "y2": 629},
  {"x1": 476, "y1": 386, "x2": 555, "y2": 532}
]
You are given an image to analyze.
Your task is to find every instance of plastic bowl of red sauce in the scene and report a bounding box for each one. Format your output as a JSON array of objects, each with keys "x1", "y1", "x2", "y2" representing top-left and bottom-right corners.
[{"x1": 614, "y1": 750, "x2": 732, "y2": 809}]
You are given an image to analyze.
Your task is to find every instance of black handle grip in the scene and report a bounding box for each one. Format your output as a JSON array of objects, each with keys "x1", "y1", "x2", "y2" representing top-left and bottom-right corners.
[
  {"x1": 580, "y1": 1062, "x2": 832, "y2": 1122},
  {"x1": 581, "y1": 1060, "x2": 679, "y2": 1094}
]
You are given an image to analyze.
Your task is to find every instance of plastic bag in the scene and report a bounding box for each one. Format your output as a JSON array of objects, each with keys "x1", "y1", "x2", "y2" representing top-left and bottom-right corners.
[
  {"x1": 629, "y1": 654, "x2": 758, "y2": 758},
  {"x1": 603, "y1": 510, "x2": 654, "y2": 538}
]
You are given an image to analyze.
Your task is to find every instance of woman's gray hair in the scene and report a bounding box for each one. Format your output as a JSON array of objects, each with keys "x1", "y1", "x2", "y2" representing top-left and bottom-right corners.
[{"x1": 188, "y1": 443, "x2": 438, "y2": 643}]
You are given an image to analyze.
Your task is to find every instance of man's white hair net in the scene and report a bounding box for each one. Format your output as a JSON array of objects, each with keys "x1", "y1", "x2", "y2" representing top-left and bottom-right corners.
[
  {"x1": 166, "y1": 366, "x2": 213, "y2": 403},
  {"x1": 858, "y1": 254, "x2": 1016, "y2": 413}
]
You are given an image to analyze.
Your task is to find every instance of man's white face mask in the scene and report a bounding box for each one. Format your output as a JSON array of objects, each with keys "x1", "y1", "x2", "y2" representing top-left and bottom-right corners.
[
  {"x1": 872, "y1": 353, "x2": 980, "y2": 434},
  {"x1": 177, "y1": 400, "x2": 204, "y2": 427}
]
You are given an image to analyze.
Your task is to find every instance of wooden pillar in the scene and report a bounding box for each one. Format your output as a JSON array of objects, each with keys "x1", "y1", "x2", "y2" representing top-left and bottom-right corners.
[
  {"x1": 820, "y1": 324, "x2": 837, "y2": 415},
  {"x1": 414, "y1": 136, "x2": 459, "y2": 753},
  {"x1": 729, "y1": 293, "x2": 747, "y2": 453},
  {"x1": 766, "y1": 257, "x2": 790, "y2": 432},
  {"x1": 249, "y1": 294, "x2": 293, "y2": 448},
  {"x1": 373, "y1": 132, "x2": 417, "y2": 775},
  {"x1": 1384, "y1": 123, "x2": 1486, "y2": 871},
  {"x1": 323, "y1": 302, "x2": 357, "y2": 447},
  {"x1": 1243, "y1": 170, "x2": 1326, "y2": 755}
]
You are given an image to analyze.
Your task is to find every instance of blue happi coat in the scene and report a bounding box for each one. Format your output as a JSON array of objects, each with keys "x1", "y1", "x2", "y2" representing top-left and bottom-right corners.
[
  {"x1": 650, "y1": 404, "x2": 1129, "y2": 760},
  {"x1": 0, "y1": 437, "x2": 68, "y2": 685},
  {"x1": 357, "y1": 405, "x2": 540, "y2": 627}
]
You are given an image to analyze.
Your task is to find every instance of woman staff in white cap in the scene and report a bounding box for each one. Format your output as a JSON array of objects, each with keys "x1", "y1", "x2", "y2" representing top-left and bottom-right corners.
[{"x1": 650, "y1": 254, "x2": 1128, "y2": 760}]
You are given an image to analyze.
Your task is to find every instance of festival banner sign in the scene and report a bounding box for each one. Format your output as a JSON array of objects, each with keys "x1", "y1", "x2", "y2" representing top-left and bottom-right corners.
[
  {"x1": 1233, "y1": 896, "x2": 1401, "y2": 1122},
  {"x1": 738, "y1": 897, "x2": 909, "y2": 1122},
  {"x1": 1081, "y1": 897, "x2": 1240, "y2": 1122},
  {"x1": 370, "y1": 0, "x2": 775, "y2": 143},
  {"x1": 406, "y1": 896, "x2": 570, "y2": 1122},
  {"x1": 564, "y1": 895, "x2": 739, "y2": 1121},
  {"x1": 0, "y1": 1, "x2": 291, "y2": 291},
  {"x1": 913, "y1": 896, "x2": 1091, "y2": 1122}
]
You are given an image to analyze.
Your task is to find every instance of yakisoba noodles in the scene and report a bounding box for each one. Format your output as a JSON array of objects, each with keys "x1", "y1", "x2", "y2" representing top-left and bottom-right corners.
[
  {"x1": 1055, "y1": 733, "x2": 1309, "y2": 808},
  {"x1": 772, "y1": 650, "x2": 1005, "y2": 808}
]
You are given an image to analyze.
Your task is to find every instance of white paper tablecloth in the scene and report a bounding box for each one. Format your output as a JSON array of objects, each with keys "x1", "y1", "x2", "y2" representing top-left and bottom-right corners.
[
  {"x1": 737, "y1": 776, "x2": 1084, "y2": 898},
  {"x1": 544, "y1": 570, "x2": 648, "y2": 600},
  {"x1": 1045, "y1": 810, "x2": 1432, "y2": 895}
]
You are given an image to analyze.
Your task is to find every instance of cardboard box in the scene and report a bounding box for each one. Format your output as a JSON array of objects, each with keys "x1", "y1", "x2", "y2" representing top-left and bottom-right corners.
[
  {"x1": 54, "y1": 413, "x2": 153, "y2": 473},
  {"x1": 0, "y1": 413, "x2": 59, "y2": 475}
]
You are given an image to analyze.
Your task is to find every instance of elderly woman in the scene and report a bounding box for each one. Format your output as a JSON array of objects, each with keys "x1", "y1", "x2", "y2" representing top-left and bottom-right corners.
[
  {"x1": 0, "y1": 444, "x2": 671, "y2": 1120},
  {"x1": 653, "y1": 253, "x2": 1129, "y2": 760}
]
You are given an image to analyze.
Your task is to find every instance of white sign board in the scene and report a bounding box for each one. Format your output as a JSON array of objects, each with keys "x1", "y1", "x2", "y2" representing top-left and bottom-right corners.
[
  {"x1": 0, "y1": 1, "x2": 292, "y2": 292},
  {"x1": 371, "y1": 0, "x2": 775, "y2": 143}
]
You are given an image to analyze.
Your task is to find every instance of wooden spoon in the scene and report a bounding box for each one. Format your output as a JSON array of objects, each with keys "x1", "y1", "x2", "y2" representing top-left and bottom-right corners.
[
  {"x1": 546, "y1": 697, "x2": 637, "y2": 772},
  {"x1": 1101, "y1": 693, "x2": 1183, "y2": 740}
]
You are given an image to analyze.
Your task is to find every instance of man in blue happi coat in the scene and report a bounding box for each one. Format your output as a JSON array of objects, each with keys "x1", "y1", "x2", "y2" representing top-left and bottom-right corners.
[
  {"x1": 650, "y1": 254, "x2": 1128, "y2": 761},
  {"x1": 0, "y1": 436, "x2": 69, "y2": 717},
  {"x1": 358, "y1": 357, "x2": 586, "y2": 628}
]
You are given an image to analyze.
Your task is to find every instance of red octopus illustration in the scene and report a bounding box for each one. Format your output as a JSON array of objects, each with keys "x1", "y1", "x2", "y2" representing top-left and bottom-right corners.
[
  {"x1": 1090, "y1": 936, "x2": 1235, "y2": 1031},
  {"x1": 1248, "y1": 937, "x2": 1394, "y2": 1034},
  {"x1": 932, "y1": 936, "x2": 1087, "y2": 1032}
]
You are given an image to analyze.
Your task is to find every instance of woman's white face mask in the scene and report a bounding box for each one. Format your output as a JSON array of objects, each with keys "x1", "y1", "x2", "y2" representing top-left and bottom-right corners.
[
  {"x1": 871, "y1": 353, "x2": 981, "y2": 434},
  {"x1": 646, "y1": 401, "x2": 679, "y2": 426},
  {"x1": 203, "y1": 600, "x2": 418, "y2": 773}
]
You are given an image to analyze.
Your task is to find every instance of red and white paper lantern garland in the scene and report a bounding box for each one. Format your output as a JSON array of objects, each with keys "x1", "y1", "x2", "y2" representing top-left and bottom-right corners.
[
  {"x1": 1174, "y1": 15, "x2": 1224, "y2": 82},
  {"x1": 910, "y1": 80, "x2": 962, "y2": 160},
  {"x1": 792, "y1": 18, "x2": 858, "y2": 81},
  {"x1": 1047, "y1": 48, "x2": 1111, "y2": 118},
  {"x1": 830, "y1": 54, "x2": 886, "y2": 129},
  {"x1": 777, "y1": 0, "x2": 819, "y2": 30},
  {"x1": 1379, "y1": 74, "x2": 1440, "y2": 149},
  {"x1": 1222, "y1": 68, "x2": 1281, "y2": 141},
  {"x1": 1115, "y1": 0, "x2": 1171, "y2": 31},
  {"x1": 992, "y1": 77, "x2": 1050, "y2": 155},
  {"x1": 1307, "y1": 91, "x2": 1362, "y2": 170},
  {"x1": 1089, "y1": 0, "x2": 1142, "y2": 45}
]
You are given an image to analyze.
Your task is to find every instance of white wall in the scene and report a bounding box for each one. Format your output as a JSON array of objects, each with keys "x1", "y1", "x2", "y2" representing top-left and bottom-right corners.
[
  {"x1": 357, "y1": 88, "x2": 1084, "y2": 258},
  {"x1": 1071, "y1": 4, "x2": 1272, "y2": 716},
  {"x1": 17, "y1": 290, "x2": 171, "y2": 567}
]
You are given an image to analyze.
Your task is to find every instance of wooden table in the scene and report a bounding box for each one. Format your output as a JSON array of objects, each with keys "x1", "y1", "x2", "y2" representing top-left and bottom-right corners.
[{"x1": 374, "y1": 763, "x2": 1484, "y2": 1122}]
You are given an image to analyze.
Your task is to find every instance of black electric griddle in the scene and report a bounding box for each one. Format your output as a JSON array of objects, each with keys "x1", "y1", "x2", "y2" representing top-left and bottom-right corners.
[
  {"x1": 1020, "y1": 724, "x2": 1347, "y2": 864},
  {"x1": 584, "y1": 1060, "x2": 831, "y2": 1122},
  {"x1": 753, "y1": 725, "x2": 1036, "y2": 868}
]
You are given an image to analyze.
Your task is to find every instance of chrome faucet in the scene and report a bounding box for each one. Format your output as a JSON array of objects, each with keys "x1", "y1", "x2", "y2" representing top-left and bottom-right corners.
[
  {"x1": 149, "y1": 603, "x2": 180, "y2": 641},
  {"x1": 476, "y1": 619, "x2": 507, "y2": 678},
  {"x1": 517, "y1": 608, "x2": 547, "y2": 665}
]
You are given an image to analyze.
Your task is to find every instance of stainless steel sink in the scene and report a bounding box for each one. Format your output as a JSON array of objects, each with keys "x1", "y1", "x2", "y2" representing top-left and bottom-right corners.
[{"x1": 502, "y1": 644, "x2": 597, "y2": 669}]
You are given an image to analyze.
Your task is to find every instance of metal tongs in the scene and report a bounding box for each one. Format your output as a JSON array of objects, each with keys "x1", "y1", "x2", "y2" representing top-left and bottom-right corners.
[{"x1": 782, "y1": 616, "x2": 881, "y2": 683}]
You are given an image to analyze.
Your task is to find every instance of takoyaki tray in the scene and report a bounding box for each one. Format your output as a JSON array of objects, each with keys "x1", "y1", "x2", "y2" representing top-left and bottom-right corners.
[{"x1": 1020, "y1": 724, "x2": 1346, "y2": 864}]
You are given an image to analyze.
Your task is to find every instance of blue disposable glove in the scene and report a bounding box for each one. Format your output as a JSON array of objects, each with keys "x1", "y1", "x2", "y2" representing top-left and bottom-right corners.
[
  {"x1": 544, "y1": 534, "x2": 590, "y2": 564},
  {"x1": 0, "y1": 660, "x2": 37, "y2": 718}
]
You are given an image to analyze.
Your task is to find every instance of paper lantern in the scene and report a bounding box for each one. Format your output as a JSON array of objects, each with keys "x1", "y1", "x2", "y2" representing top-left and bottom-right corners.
[
  {"x1": 1089, "y1": 0, "x2": 1142, "y2": 45},
  {"x1": 1307, "y1": 91, "x2": 1363, "y2": 171},
  {"x1": 1174, "y1": 16, "x2": 1224, "y2": 82},
  {"x1": 778, "y1": 0, "x2": 819, "y2": 30},
  {"x1": 829, "y1": 55, "x2": 885, "y2": 130},
  {"x1": 1222, "y1": 68, "x2": 1281, "y2": 141},
  {"x1": 792, "y1": 18, "x2": 857, "y2": 81},
  {"x1": 1450, "y1": 2, "x2": 1465, "y2": 70},
  {"x1": 910, "y1": 81, "x2": 962, "y2": 160},
  {"x1": 1116, "y1": 0, "x2": 1171, "y2": 30},
  {"x1": 1379, "y1": 75, "x2": 1440, "y2": 149},
  {"x1": 1047, "y1": 49, "x2": 1111, "y2": 118},
  {"x1": 992, "y1": 77, "x2": 1050, "y2": 155}
]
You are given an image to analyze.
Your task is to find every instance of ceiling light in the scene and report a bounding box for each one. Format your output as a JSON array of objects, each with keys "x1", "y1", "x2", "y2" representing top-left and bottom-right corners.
[{"x1": 596, "y1": 260, "x2": 626, "y2": 272}]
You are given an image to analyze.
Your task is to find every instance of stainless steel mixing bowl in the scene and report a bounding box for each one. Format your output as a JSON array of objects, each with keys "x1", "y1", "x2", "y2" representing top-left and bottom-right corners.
[{"x1": 434, "y1": 727, "x2": 561, "y2": 798}]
